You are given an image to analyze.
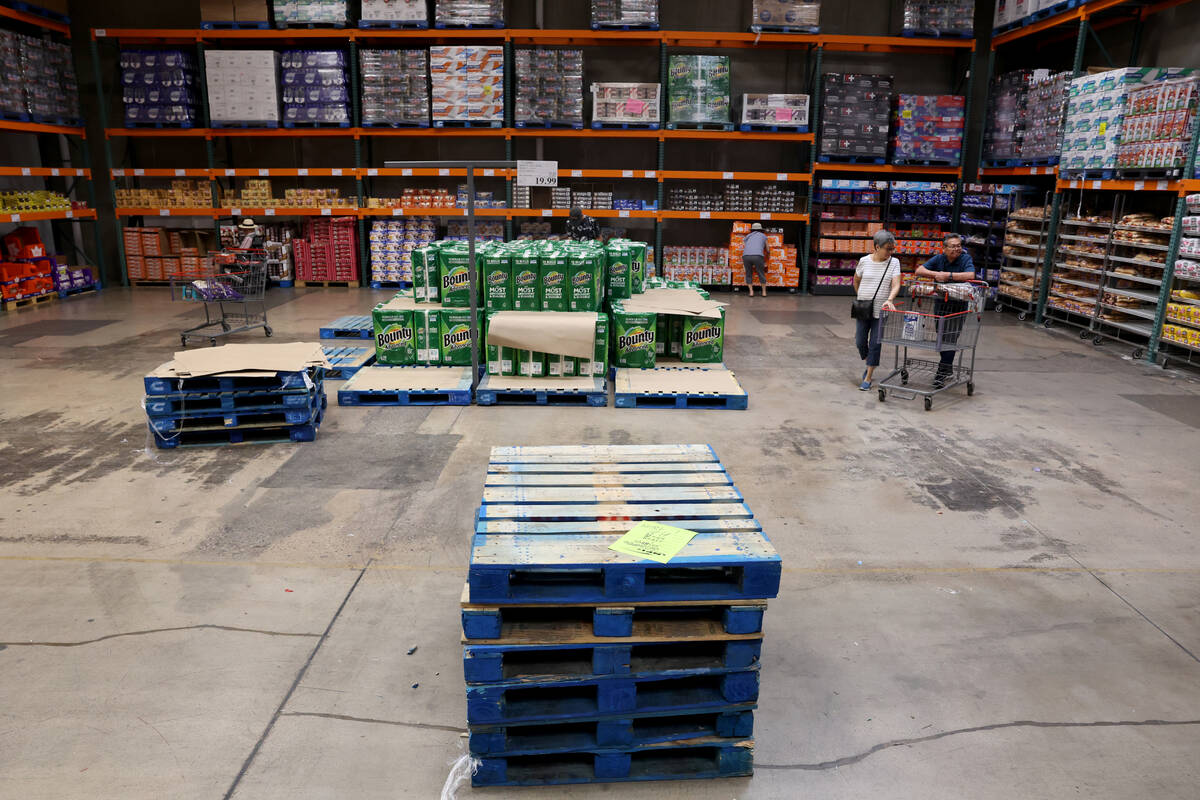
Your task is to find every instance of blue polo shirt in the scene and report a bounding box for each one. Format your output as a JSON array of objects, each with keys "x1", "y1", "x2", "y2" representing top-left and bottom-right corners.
[{"x1": 922, "y1": 251, "x2": 976, "y2": 276}]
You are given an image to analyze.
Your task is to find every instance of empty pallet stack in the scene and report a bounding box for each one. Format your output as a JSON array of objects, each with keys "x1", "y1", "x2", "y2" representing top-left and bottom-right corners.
[
  {"x1": 462, "y1": 443, "x2": 782, "y2": 788},
  {"x1": 142, "y1": 343, "x2": 329, "y2": 448}
]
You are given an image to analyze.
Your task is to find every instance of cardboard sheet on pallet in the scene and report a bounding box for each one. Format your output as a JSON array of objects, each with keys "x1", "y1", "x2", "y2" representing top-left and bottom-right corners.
[
  {"x1": 343, "y1": 365, "x2": 471, "y2": 392},
  {"x1": 482, "y1": 374, "x2": 603, "y2": 392},
  {"x1": 486, "y1": 311, "x2": 600, "y2": 359},
  {"x1": 617, "y1": 288, "x2": 727, "y2": 319},
  {"x1": 152, "y1": 343, "x2": 329, "y2": 379},
  {"x1": 615, "y1": 366, "x2": 744, "y2": 395}
]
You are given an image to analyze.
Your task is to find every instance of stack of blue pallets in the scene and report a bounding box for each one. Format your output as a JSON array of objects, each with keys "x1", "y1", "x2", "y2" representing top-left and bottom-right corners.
[
  {"x1": 462, "y1": 444, "x2": 781, "y2": 788},
  {"x1": 143, "y1": 366, "x2": 326, "y2": 449}
]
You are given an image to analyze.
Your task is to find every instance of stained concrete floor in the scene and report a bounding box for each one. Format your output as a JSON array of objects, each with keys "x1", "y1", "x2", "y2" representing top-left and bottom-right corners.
[{"x1": 1, "y1": 286, "x2": 1199, "y2": 799}]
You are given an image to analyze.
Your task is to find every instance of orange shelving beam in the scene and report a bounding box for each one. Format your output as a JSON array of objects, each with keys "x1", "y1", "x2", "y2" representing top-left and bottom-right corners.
[
  {"x1": 815, "y1": 163, "x2": 962, "y2": 177},
  {"x1": 1180, "y1": 179, "x2": 1200, "y2": 195},
  {"x1": 215, "y1": 168, "x2": 354, "y2": 178},
  {"x1": 508, "y1": 28, "x2": 661, "y2": 46},
  {"x1": 114, "y1": 208, "x2": 216, "y2": 217},
  {"x1": 818, "y1": 33, "x2": 973, "y2": 53},
  {"x1": 0, "y1": 5, "x2": 70, "y2": 36},
  {"x1": 661, "y1": 30, "x2": 819, "y2": 48},
  {"x1": 992, "y1": 0, "x2": 1133, "y2": 47},
  {"x1": 663, "y1": 129, "x2": 814, "y2": 142},
  {"x1": 660, "y1": 170, "x2": 811, "y2": 182},
  {"x1": 0, "y1": 209, "x2": 95, "y2": 223},
  {"x1": 112, "y1": 168, "x2": 210, "y2": 178},
  {"x1": 1, "y1": 119, "x2": 85, "y2": 137},
  {"x1": 978, "y1": 165, "x2": 1059, "y2": 178},
  {"x1": 0, "y1": 167, "x2": 89, "y2": 178},
  {"x1": 1056, "y1": 177, "x2": 1181, "y2": 192}
]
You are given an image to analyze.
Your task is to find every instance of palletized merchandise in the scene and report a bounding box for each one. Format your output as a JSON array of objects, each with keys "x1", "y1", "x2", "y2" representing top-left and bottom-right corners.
[
  {"x1": 118, "y1": 49, "x2": 200, "y2": 127},
  {"x1": 591, "y1": 0, "x2": 659, "y2": 28},
  {"x1": 751, "y1": 0, "x2": 821, "y2": 30},
  {"x1": 272, "y1": 0, "x2": 347, "y2": 24},
  {"x1": 430, "y1": 46, "x2": 505, "y2": 123},
  {"x1": 1020, "y1": 71, "x2": 1070, "y2": 162},
  {"x1": 438, "y1": 243, "x2": 481, "y2": 307},
  {"x1": 668, "y1": 55, "x2": 731, "y2": 125},
  {"x1": 983, "y1": 70, "x2": 1033, "y2": 162},
  {"x1": 591, "y1": 83, "x2": 661, "y2": 124},
  {"x1": 206, "y1": 50, "x2": 280, "y2": 126},
  {"x1": 820, "y1": 73, "x2": 893, "y2": 159},
  {"x1": 892, "y1": 94, "x2": 965, "y2": 165},
  {"x1": 370, "y1": 218, "x2": 436, "y2": 285},
  {"x1": 1060, "y1": 67, "x2": 1198, "y2": 174},
  {"x1": 372, "y1": 296, "x2": 443, "y2": 365},
  {"x1": 480, "y1": 243, "x2": 514, "y2": 311},
  {"x1": 740, "y1": 93, "x2": 810, "y2": 129},
  {"x1": 567, "y1": 243, "x2": 606, "y2": 312},
  {"x1": 361, "y1": 49, "x2": 428, "y2": 125},
  {"x1": 515, "y1": 49, "x2": 584, "y2": 127},
  {"x1": 611, "y1": 304, "x2": 656, "y2": 368},
  {"x1": 1, "y1": 32, "x2": 80, "y2": 123},
  {"x1": 1116, "y1": 77, "x2": 1199, "y2": 173},
  {"x1": 902, "y1": 0, "x2": 974, "y2": 36},
  {"x1": 280, "y1": 50, "x2": 349, "y2": 126},
  {"x1": 435, "y1": 0, "x2": 504, "y2": 26},
  {"x1": 361, "y1": 0, "x2": 427, "y2": 22}
]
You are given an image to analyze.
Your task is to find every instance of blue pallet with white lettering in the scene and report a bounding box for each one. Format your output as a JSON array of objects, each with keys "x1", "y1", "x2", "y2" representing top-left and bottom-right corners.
[
  {"x1": 738, "y1": 124, "x2": 809, "y2": 133},
  {"x1": 144, "y1": 368, "x2": 320, "y2": 396},
  {"x1": 469, "y1": 706, "x2": 754, "y2": 756},
  {"x1": 319, "y1": 314, "x2": 373, "y2": 340},
  {"x1": 146, "y1": 393, "x2": 325, "y2": 434},
  {"x1": 475, "y1": 375, "x2": 608, "y2": 407},
  {"x1": 472, "y1": 738, "x2": 753, "y2": 787},
  {"x1": 338, "y1": 366, "x2": 473, "y2": 407},
  {"x1": 321, "y1": 345, "x2": 375, "y2": 380},
  {"x1": 143, "y1": 384, "x2": 322, "y2": 416},
  {"x1": 466, "y1": 667, "x2": 760, "y2": 725},
  {"x1": 464, "y1": 636, "x2": 762, "y2": 685},
  {"x1": 150, "y1": 407, "x2": 323, "y2": 449}
]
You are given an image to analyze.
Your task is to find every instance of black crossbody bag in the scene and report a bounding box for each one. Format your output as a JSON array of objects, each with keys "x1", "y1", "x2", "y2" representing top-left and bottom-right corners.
[{"x1": 851, "y1": 260, "x2": 890, "y2": 321}]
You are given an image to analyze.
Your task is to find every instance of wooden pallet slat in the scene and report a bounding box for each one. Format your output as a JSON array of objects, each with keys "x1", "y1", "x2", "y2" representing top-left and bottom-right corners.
[
  {"x1": 479, "y1": 485, "x2": 744, "y2": 506},
  {"x1": 483, "y1": 472, "x2": 734, "y2": 487}
]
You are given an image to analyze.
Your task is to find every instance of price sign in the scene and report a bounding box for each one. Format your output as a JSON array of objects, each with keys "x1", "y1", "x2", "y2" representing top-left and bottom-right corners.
[
  {"x1": 483, "y1": 169, "x2": 494, "y2": 177},
  {"x1": 644, "y1": 171, "x2": 656, "y2": 178},
  {"x1": 321, "y1": 208, "x2": 332, "y2": 216},
  {"x1": 298, "y1": 168, "x2": 309, "y2": 176},
  {"x1": 1092, "y1": 181, "x2": 1102, "y2": 189},
  {"x1": 21, "y1": 168, "x2": 31, "y2": 176},
  {"x1": 622, "y1": 170, "x2": 633, "y2": 177},
  {"x1": 761, "y1": 213, "x2": 772, "y2": 220},
  {"x1": 518, "y1": 160, "x2": 559, "y2": 187},
  {"x1": 10, "y1": 214, "x2": 19, "y2": 222},
  {"x1": 571, "y1": 169, "x2": 583, "y2": 178},
  {"x1": 159, "y1": 209, "x2": 170, "y2": 216},
  {"x1": 332, "y1": 169, "x2": 343, "y2": 176},
  {"x1": 392, "y1": 208, "x2": 403, "y2": 216},
  {"x1": 258, "y1": 169, "x2": 270, "y2": 177},
  {"x1": 700, "y1": 211, "x2": 711, "y2": 219},
  {"x1": 438, "y1": 168, "x2": 450, "y2": 177},
  {"x1": 1134, "y1": 181, "x2": 1145, "y2": 191},
  {"x1": 113, "y1": 169, "x2": 125, "y2": 177},
  {"x1": 175, "y1": 169, "x2": 186, "y2": 177},
  {"x1": 65, "y1": 210, "x2": 74, "y2": 218},
  {"x1": 541, "y1": 209, "x2": 553, "y2": 217},
  {"x1": 265, "y1": 208, "x2": 276, "y2": 216},
  {"x1": 367, "y1": 168, "x2": 378, "y2": 177},
  {"x1": 225, "y1": 169, "x2": 236, "y2": 177},
  {"x1": 95, "y1": 29, "x2": 106, "y2": 37},
  {"x1": 134, "y1": 169, "x2": 145, "y2": 176},
  {"x1": 619, "y1": 210, "x2": 630, "y2": 218},
  {"x1": 776, "y1": 173, "x2": 787, "y2": 181},
  {"x1": 230, "y1": 208, "x2": 241, "y2": 216},
  {"x1": 1157, "y1": 180, "x2": 1169, "y2": 190},
  {"x1": 402, "y1": 169, "x2": 413, "y2": 176},
  {"x1": 723, "y1": 172, "x2": 734, "y2": 179}
]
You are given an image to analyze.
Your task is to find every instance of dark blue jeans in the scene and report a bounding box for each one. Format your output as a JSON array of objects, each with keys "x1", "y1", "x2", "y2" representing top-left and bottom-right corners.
[{"x1": 855, "y1": 316, "x2": 883, "y2": 368}]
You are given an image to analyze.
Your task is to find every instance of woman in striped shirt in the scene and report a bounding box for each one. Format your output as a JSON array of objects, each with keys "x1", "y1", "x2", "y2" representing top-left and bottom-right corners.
[{"x1": 854, "y1": 230, "x2": 902, "y2": 391}]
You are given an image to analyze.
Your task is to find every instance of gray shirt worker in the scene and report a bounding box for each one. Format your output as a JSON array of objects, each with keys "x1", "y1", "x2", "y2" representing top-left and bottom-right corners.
[{"x1": 743, "y1": 229, "x2": 768, "y2": 257}]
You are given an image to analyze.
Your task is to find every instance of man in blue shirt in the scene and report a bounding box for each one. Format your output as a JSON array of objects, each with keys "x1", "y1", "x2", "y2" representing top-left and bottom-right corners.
[
  {"x1": 915, "y1": 234, "x2": 976, "y2": 387},
  {"x1": 742, "y1": 222, "x2": 769, "y2": 297}
]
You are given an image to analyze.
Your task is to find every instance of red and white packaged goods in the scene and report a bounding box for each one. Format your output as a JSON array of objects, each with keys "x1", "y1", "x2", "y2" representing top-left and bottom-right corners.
[
  {"x1": 729, "y1": 222, "x2": 800, "y2": 287},
  {"x1": 294, "y1": 217, "x2": 358, "y2": 282},
  {"x1": 660, "y1": 246, "x2": 731, "y2": 284}
]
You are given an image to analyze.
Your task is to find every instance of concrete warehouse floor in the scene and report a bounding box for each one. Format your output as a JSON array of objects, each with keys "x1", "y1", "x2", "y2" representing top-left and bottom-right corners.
[{"x1": 1, "y1": 286, "x2": 1199, "y2": 799}]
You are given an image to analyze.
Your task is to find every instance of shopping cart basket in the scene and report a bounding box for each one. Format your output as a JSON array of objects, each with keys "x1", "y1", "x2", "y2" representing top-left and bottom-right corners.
[
  {"x1": 175, "y1": 249, "x2": 272, "y2": 347},
  {"x1": 876, "y1": 280, "x2": 987, "y2": 411}
]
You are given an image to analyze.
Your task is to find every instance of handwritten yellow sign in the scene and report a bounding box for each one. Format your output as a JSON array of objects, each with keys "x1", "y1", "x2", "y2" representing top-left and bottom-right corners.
[{"x1": 608, "y1": 521, "x2": 699, "y2": 564}]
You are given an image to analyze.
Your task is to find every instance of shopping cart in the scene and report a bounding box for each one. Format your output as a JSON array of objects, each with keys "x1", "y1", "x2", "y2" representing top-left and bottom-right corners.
[
  {"x1": 175, "y1": 249, "x2": 273, "y2": 347},
  {"x1": 876, "y1": 280, "x2": 988, "y2": 411}
]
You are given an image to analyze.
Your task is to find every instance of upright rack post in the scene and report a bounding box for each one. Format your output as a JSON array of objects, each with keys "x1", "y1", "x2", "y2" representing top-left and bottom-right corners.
[
  {"x1": 89, "y1": 35, "x2": 126, "y2": 286},
  {"x1": 801, "y1": 44, "x2": 823, "y2": 294},
  {"x1": 1149, "y1": 123, "x2": 1200, "y2": 363}
]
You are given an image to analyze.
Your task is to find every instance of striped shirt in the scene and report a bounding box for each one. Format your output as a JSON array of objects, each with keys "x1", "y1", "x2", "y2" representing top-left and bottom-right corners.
[{"x1": 855, "y1": 256, "x2": 900, "y2": 319}]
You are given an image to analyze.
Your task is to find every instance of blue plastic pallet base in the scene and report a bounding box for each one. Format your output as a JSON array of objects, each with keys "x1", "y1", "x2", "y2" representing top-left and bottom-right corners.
[
  {"x1": 319, "y1": 314, "x2": 373, "y2": 340},
  {"x1": 900, "y1": 29, "x2": 973, "y2": 38},
  {"x1": 144, "y1": 368, "x2": 320, "y2": 396},
  {"x1": 143, "y1": 385, "x2": 321, "y2": 416},
  {"x1": 817, "y1": 155, "x2": 886, "y2": 165},
  {"x1": 123, "y1": 121, "x2": 199, "y2": 129},
  {"x1": 515, "y1": 121, "x2": 585, "y2": 130},
  {"x1": 281, "y1": 120, "x2": 351, "y2": 129},
  {"x1": 892, "y1": 159, "x2": 961, "y2": 168},
  {"x1": 470, "y1": 707, "x2": 754, "y2": 757},
  {"x1": 1, "y1": 0, "x2": 70, "y2": 23},
  {"x1": 57, "y1": 285, "x2": 99, "y2": 298},
  {"x1": 466, "y1": 668, "x2": 761, "y2": 725},
  {"x1": 361, "y1": 121, "x2": 430, "y2": 128},
  {"x1": 434, "y1": 21, "x2": 505, "y2": 28},
  {"x1": 276, "y1": 280, "x2": 294, "y2": 288},
  {"x1": 210, "y1": 121, "x2": 280, "y2": 129},
  {"x1": 462, "y1": 600, "x2": 765, "y2": 640},
  {"x1": 150, "y1": 416, "x2": 322, "y2": 449},
  {"x1": 464, "y1": 637, "x2": 763, "y2": 685},
  {"x1": 358, "y1": 20, "x2": 429, "y2": 29},
  {"x1": 748, "y1": 24, "x2": 819, "y2": 34},
  {"x1": 476, "y1": 376, "x2": 608, "y2": 407},
  {"x1": 666, "y1": 122, "x2": 734, "y2": 132},
  {"x1": 321, "y1": 345, "x2": 375, "y2": 380},
  {"x1": 433, "y1": 120, "x2": 504, "y2": 128},
  {"x1": 200, "y1": 20, "x2": 270, "y2": 29},
  {"x1": 591, "y1": 23, "x2": 660, "y2": 31},
  {"x1": 368, "y1": 280, "x2": 413, "y2": 289},
  {"x1": 592, "y1": 122, "x2": 660, "y2": 130},
  {"x1": 472, "y1": 740, "x2": 753, "y2": 787},
  {"x1": 275, "y1": 21, "x2": 347, "y2": 29},
  {"x1": 146, "y1": 394, "x2": 325, "y2": 433},
  {"x1": 1060, "y1": 170, "x2": 1116, "y2": 181},
  {"x1": 738, "y1": 124, "x2": 809, "y2": 133}
]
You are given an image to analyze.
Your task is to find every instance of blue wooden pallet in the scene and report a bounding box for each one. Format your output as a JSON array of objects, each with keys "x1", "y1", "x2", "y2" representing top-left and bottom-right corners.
[
  {"x1": 434, "y1": 20, "x2": 505, "y2": 28},
  {"x1": 738, "y1": 124, "x2": 809, "y2": 133},
  {"x1": 900, "y1": 28, "x2": 973, "y2": 38},
  {"x1": 748, "y1": 24, "x2": 819, "y2": 34},
  {"x1": 150, "y1": 408, "x2": 323, "y2": 449},
  {"x1": 275, "y1": 21, "x2": 347, "y2": 28},
  {"x1": 666, "y1": 122, "x2": 734, "y2": 132},
  {"x1": 282, "y1": 120, "x2": 351, "y2": 129},
  {"x1": 321, "y1": 345, "x2": 375, "y2": 380},
  {"x1": 467, "y1": 667, "x2": 760, "y2": 725},
  {"x1": 473, "y1": 739, "x2": 753, "y2": 787},
  {"x1": 982, "y1": 158, "x2": 1022, "y2": 168},
  {"x1": 515, "y1": 120, "x2": 585, "y2": 130},
  {"x1": 464, "y1": 636, "x2": 762, "y2": 685},
  {"x1": 143, "y1": 385, "x2": 321, "y2": 416},
  {"x1": 818, "y1": 154, "x2": 886, "y2": 165},
  {"x1": 470, "y1": 706, "x2": 753, "y2": 756},
  {"x1": 0, "y1": 110, "x2": 32, "y2": 122},
  {"x1": 147, "y1": 394, "x2": 325, "y2": 434},
  {"x1": 433, "y1": 119, "x2": 504, "y2": 128},
  {"x1": 144, "y1": 368, "x2": 320, "y2": 396},
  {"x1": 200, "y1": 20, "x2": 270, "y2": 29},
  {"x1": 368, "y1": 279, "x2": 413, "y2": 289},
  {"x1": 1, "y1": 0, "x2": 69, "y2": 23},
  {"x1": 893, "y1": 158, "x2": 961, "y2": 167},
  {"x1": 209, "y1": 121, "x2": 279, "y2": 129},
  {"x1": 361, "y1": 121, "x2": 430, "y2": 129},
  {"x1": 1116, "y1": 168, "x2": 1184, "y2": 180},
  {"x1": 1060, "y1": 169, "x2": 1115, "y2": 180},
  {"x1": 31, "y1": 115, "x2": 84, "y2": 126},
  {"x1": 1028, "y1": 0, "x2": 1078, "y2": 23},
  {"x1": 319, "y1": 314, "x2": 373, "y2": 340},
  {"x1": 592, "y1": 122, "x2": 660, "y2": 130},
  {"x1": 462, "y1": 595, "x2": 765, "y2": 640},
  {"x1": 476, "y1": 375, "x2": 608, "y2": 407},
  {"x1": 992, "y1": 21, "x2": 1022, "y2": 35},
  {"x1": 123, "y1": 121, "x2": 198, "y2": 129},
  {"x1": 338, "y1": 365, "x2": 473, "y2": 406},
  {"x1": 57, "y1": 285, "x2": 99, "y2": 298},
  {"x1": 613, "y1": 367, "x2": 749, "y2": 411},
  {"x1": 358, "y1": 19, "x2": 429, "y2": 29},
  {"x1": 591, "y1": 23, "x2": 661, "y2": 31}
]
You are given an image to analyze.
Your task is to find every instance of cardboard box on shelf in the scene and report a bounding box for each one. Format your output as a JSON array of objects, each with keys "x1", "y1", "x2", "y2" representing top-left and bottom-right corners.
[{"x1": 199, "y1": 0, "x2": 237, "y2": 21}]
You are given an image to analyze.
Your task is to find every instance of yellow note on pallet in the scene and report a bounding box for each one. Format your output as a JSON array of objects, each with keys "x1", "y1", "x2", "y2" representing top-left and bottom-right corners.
[{"x1": 608, "y1": 521, "x2": 699, "y2": 564}]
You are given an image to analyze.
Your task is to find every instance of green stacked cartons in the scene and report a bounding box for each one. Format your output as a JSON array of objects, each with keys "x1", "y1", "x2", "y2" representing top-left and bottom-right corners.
[
  {"x1": 372, "y1": 296, "x2": 445, "y2": 366},
  {"x1": 480, "y1": 243, "x2": 515, "y2": 313},
  {"x1": 512, "y1": 246, "x2": 541, "y2": 312},
  {"x1": 611, "y1": 302, "x2": 657, "y2": 369},
  {"x1": 412, "y1": 244, "x2": 441, "y2": 303},
  {"x1": 440, "y1": 307, "x2": 484, "y2": 366},
  {"x1": 539, "y1": 245, "x2": 569, "y2": 313},
  {"x1": 438, "y1": 243, "x2": 481, "y2": 308},
  {"x1": 668, "y1": 55, "x2": 731, "y2": 126},
  {"x1": 567, "y1": 242, "x2": 606, "y2": 312},
  {"x1": 680, "y1": 309, "x2": 725, "y2": 363},
  {"x1": 605, "y1": 241, "x2": 633, "y2": 301}
]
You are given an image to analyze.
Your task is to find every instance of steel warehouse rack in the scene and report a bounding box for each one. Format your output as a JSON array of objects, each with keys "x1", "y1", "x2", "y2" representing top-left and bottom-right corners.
[
  {"x1": 0, "y1": 3, "x2": 106, "y2": 302},
  {"x1": 87, "y1": 22, "x2": 993, "y2": 292}
]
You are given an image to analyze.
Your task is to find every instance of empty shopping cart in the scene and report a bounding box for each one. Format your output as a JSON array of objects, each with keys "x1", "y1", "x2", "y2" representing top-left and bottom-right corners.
[{"x1": 176, "y1": 249, "x2": 272, "y2": 347}]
